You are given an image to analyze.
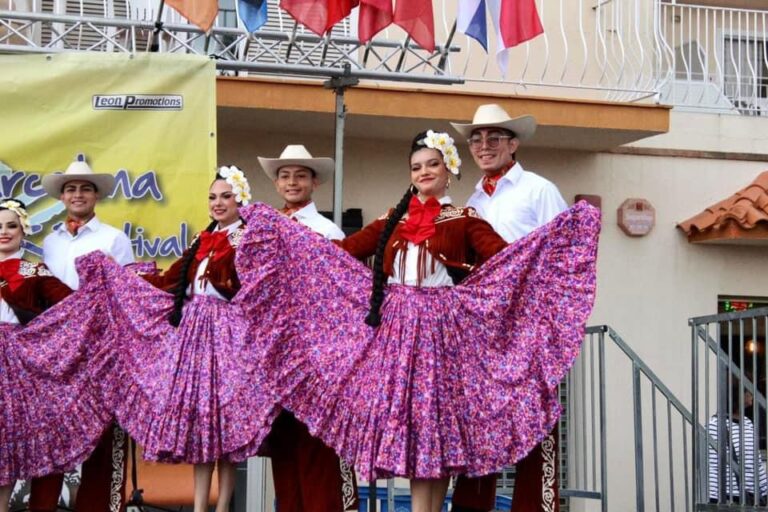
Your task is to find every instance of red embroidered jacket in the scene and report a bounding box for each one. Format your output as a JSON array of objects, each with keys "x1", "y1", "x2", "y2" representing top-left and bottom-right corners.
[
  {"x1": 144, "y1": 225, "x2": 245, "y2": 300},
  {"x1": 339, "y1": 204, "x2": 507, "y2": 281},
  {"x1": 0, "y1": 260, "x2": 72, "y2": 325}
]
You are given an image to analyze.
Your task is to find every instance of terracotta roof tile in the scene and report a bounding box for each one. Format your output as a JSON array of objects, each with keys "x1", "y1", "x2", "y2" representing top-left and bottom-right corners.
[{"x1": 678, "y1": 171, "x2": 768, "y2": 244}]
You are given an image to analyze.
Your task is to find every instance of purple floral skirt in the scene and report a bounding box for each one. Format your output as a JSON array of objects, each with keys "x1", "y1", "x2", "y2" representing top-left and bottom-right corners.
[
  {"x1": 0, "y1": 303, "x2": 112, "y2": 485},
  {"x1": 62, "y1": 254, "x2": 279, "y2": 464},
  {"x1": 236, "y1": 201, "x2": 601, "y2": 479}
]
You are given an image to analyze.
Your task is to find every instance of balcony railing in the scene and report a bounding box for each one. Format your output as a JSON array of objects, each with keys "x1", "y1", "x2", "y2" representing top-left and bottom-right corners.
[
  {"x1": 660, "y1": 1, "x2": 768, "y2": 116},
  {"x1": 1, "y1": 0, "x2": 767, "y2": 114}
]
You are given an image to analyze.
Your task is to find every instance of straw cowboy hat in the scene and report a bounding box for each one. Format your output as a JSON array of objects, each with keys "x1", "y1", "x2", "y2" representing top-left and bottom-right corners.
[
  {"x1": 258, "y1": 145, "x2": 335, "y2": 185},
  {"x1": 450, "y1": 104, "x2": 537, "y2": 141},
  {"x1": 42, "y1": 154, "x2": 116, "y2": 199}
]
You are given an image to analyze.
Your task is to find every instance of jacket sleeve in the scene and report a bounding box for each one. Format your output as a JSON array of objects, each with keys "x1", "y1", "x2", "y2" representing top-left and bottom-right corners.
[
  {"x1": 336, "y1": 213, "x2": 389, "y2": 260},
  {"x1": 465, "y1": 209, "x2": 508, "y2": 264},
  {"x1": 141, "y1": 253, "x2": 189, "y2": 292},
  {"x1": 34, "y1": 272, "x2": 73, "y2": 310}
]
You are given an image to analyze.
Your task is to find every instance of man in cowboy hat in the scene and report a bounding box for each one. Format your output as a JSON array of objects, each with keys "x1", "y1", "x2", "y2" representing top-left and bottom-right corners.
[
  {"x1": 258, "y1": 144, "x2": 356, "y2": 512},
  {"x1": 41, "y1": 153, "x2": 134, "y2": 288},
  {"x1": 259, "y1": 144, "x2": 345, "y2": 240},
  {"x1": 32, "y1": 153, "x2": 134, "y2": 512},
  {"x1": 449, "y1": 105, "x2": 567, "y2": 512},
  {"x1": 452, "y1": 103, "x2": 567, "y2": 241}
]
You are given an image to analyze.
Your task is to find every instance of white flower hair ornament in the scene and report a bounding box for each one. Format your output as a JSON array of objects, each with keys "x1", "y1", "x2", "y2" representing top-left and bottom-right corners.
[
  {"x1": 420, "y1": 130, "x2": 462, "y2": 179},
  {"x1": 0, "y1": 200, "x2": 32, "y2": 234},
  {"x1": 218, "y1": 165, "x2": 252, "y2": 206}
]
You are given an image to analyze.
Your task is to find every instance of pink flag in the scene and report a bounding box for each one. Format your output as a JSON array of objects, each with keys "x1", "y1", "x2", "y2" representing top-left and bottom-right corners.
[
  {"x1": 280, "y1": 0, "x2": 359, "y2": 37},
  {"x1": 393, "y1": 0, "x2": 435, "y2": 52},
  {"x1": 358, "y1": 0, "x2": 392, "y2": 43}
]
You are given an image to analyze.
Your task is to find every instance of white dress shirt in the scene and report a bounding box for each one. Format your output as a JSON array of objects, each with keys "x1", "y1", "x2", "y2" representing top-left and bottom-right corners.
[
  {"x1": 389, "y1": 195, "x2": 454, "y2": 288},
  {"x1": 0, "y1": 250, "x2": 24, "y2": 324},
  {"x1": 192, "y1": 219, "x2": 242, "y2": 300},
  {"x1": 288, "y1": 202, "x2": 346, "y2": 241},
  {"x1": 43, "y1": 216, "x2": 135, "y2": 290},
  {"x1": 467, "y1": 162, "x2": 567, "y2": 243}
]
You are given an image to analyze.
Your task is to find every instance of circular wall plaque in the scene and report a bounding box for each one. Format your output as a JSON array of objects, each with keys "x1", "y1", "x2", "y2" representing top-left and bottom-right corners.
[{"x1": 617, "y1": 198, "x2": 655, "y2": 237}]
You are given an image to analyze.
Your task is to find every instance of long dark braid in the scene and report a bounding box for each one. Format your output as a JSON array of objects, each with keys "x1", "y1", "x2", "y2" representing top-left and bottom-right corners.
[
  {"x1": 365, "y1": 187, "x2": 413, "y2": 327},
  {"x1": 365, "y1": 131, "x2": 432, "y2": 327},
  {"x1": 169, "y1": 219, "x2": 218, "y2": 327}
]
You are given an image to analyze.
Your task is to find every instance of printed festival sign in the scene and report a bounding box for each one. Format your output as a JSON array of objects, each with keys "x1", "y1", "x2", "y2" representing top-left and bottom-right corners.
[{"x1": 0, "y1": 52, "x2": 216, "y2": 268}]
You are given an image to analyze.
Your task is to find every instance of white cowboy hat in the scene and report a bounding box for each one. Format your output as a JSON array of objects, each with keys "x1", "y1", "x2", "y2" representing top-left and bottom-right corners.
[
  {"x1": 450, "y1": 104, "x2": 537, "y2": 141},
  {"x1": 42, "y1": 154, "x2": 116, "y2": 199},
  {"x1": 258, "y1": 145, "x2": 335, "y2": 185}
]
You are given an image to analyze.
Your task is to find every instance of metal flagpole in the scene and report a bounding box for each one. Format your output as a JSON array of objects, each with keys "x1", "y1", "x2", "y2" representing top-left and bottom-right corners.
[
  {"x1": 148, "y1": 0, "x2": 165, "y2": 51},
  {"x1": 324, "y1": 63, "x2": 358, "y2": 229}
]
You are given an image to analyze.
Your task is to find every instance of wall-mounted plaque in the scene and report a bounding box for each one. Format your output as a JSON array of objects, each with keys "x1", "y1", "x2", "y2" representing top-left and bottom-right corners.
[{"x1": 617, "y1": 198, "x2": 655, "y2": 237}]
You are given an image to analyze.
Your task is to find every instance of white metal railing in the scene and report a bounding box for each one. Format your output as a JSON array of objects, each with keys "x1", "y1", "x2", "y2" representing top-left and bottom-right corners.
[
  {"x1": 2, "y1": 0, "x2": 768, "y2": 113},
  {"x1": 659, "y1": 1, "x2": 768, "y2": 116}
]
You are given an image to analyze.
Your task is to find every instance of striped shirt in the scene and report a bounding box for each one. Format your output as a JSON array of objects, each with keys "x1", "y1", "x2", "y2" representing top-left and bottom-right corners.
[{"x1": 708, "y1": 415, "x2": 768, "y2": 500}]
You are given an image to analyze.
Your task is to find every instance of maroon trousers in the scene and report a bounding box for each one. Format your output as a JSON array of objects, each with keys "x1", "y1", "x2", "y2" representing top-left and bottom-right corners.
[
  {"x1": 28, "y1": 425, "x2": 127, "y2": 512},
  {"x1": 268, "y1": 411, "x2": 358, "y2": 512},
  {"x1": 452, "y1": 428, "x2": 559, "y2": 512}
]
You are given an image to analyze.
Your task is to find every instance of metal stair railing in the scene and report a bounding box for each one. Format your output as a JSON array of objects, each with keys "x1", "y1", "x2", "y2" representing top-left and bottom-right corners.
[
  {"x1": 576, "y1": 325, "x2": 693, "y2": 512},
  {"x1": 690, "y1": 307, "x2": 768, "y2": 510}
]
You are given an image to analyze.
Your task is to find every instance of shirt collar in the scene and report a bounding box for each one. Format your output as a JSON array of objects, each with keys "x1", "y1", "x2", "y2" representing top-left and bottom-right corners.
[
  {"x1": 57, "y1": 215, "x2": 101, "y2": 236},
  {"x1": 214, "y1": 219, "x2": 243, "y2": 235},
  {"x1": 0, "y1": 250, "x2": 24, "y2": 261},
  {"x1": 415, "y1": 196, "x2": 452, "y2": 206},
  {"x1": 291, "y1": 202, "x2": 319, "y2": 220},
  {"x1": 500, "y1": 162, "x2": 523, "y2": 186},
  {"x1": 474, "y1": 162, "x2": 523, "y2": 191}
]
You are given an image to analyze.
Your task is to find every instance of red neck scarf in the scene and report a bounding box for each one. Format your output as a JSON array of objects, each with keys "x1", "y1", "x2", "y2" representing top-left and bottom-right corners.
[
  {"x1": 482, "y1": 162, "x2": 515, "y2": 197},
  {"x1": 0, "y1": 258, "x2": 23, "y2": 292},
  {"x1": 195, "y1": 231, "x2": 232, "y2": 262},
  {"x1": 66, "y1": 217, "x2": 86, "y2": 236},
  {"x1": 400, "y1": 196, "x2": 442, "y2": 245}
]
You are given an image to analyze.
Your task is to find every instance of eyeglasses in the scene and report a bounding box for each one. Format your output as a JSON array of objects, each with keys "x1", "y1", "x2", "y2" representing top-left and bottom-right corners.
[{"x1": 467, "y1": 135, "x2": 512, "y2": 149}]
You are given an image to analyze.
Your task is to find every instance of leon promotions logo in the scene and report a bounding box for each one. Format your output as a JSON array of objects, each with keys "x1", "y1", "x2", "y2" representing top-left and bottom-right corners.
[{"x1": 92, "y1": 94, "x2": 183, "y2": 111}]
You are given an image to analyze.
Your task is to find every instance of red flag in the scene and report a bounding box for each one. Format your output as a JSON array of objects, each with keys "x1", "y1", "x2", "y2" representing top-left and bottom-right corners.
[
  {"x1": 358, "y1": 0, "x2": 392, "y2": 43},
  {"x1": 393, "y1": 0, "x2": 434, "y2": 52},
  {"x1": 167, "y1": 0, "x2": 218, "y2": 32},
  {"x1": 500, "y1": 0, "x2": 544, "y2": 48},
  {"x1": 280, "y1": 0, "x2": 359, "y2": 37}
]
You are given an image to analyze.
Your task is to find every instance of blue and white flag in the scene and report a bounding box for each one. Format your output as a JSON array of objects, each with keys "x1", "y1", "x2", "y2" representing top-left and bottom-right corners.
[
  {"x1": 457, "y1": 0, "x2": 488, "y2": 51},
  {"x1": 238, "y1": 0, "x2": 268, "y2": 32}
]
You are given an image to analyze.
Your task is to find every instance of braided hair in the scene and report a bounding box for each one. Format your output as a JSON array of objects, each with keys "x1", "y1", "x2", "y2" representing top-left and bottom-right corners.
[
  {"x1": 365, "y1": 132, "x2": 430, "y2": 327},
  {"x1": 168, "y1": 172, "x2": 243, "y2": 327},
  {"x1": 168, "y1": 219, "x2": 217, "y2": 327}
]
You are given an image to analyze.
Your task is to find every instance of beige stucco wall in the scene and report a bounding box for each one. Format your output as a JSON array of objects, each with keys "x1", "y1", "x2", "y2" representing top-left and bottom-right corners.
[{"x1": 219, "y1": 109, "x2": 768, "y2": 510}]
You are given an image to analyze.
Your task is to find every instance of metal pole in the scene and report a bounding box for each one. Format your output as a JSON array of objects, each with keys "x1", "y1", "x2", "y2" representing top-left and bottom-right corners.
[
  {"x1": 632, "y1": 364, "x2": 645, "y2": 512},
  {"x1": 333, "y1": 86, "x2": 345, "y2": 227},
  {"x1": 690, "y1": 319, "x2": 700, "y2": 506},
  {"x1": 324, "y1": 63, "x2": 358, "y2": 228},
  {"x1": 148, "y1": 0, "x2": 165, "y2": 52},
  {"x1": 598, "y1": 330, "x2": 608, "y2": 512},
  {"x1": 369, "y1": 481, "x2": 377, "y2": 512}
]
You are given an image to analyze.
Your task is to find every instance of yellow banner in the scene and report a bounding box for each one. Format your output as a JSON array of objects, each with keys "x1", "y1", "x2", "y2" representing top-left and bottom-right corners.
[{"x1": 0, "y1": 52, "x2": 216, "y2": 267}]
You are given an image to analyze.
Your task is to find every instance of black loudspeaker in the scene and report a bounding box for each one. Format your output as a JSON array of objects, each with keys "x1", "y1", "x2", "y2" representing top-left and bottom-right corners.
[{"x1": 320, "y1": 208, "x2": 364, "y2": 235}]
